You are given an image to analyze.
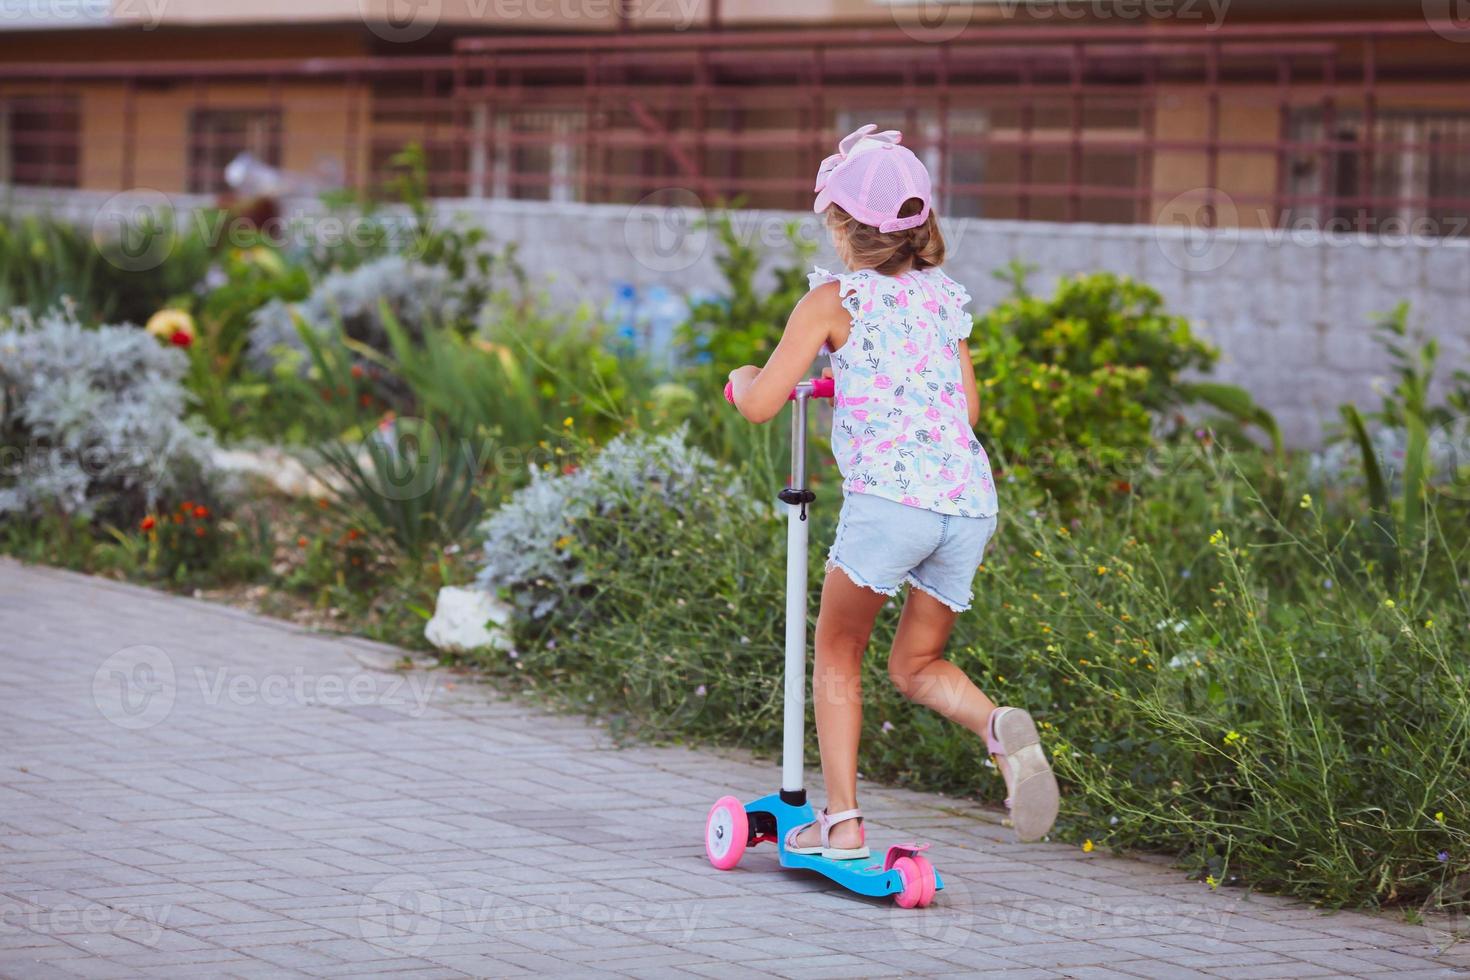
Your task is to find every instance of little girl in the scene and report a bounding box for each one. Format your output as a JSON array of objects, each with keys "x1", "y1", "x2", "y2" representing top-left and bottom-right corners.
[{"x1": 726, "y1": 124, "x2": 1059, "y2": 857}]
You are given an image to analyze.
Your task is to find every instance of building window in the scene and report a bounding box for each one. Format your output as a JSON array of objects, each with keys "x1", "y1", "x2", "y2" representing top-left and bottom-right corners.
[
  {"x1": 475, "y1": 108, "x2": 585, "y2": 203},
  {"x1": 1286, "y1": 108, "x2": 1470, "y2": 237},
  {"x1": 188, "y1": 108, "x2": 282, "y2": 194},
  {"x1": 0, "y1": 94, "x2": 80, "y2": 188}
]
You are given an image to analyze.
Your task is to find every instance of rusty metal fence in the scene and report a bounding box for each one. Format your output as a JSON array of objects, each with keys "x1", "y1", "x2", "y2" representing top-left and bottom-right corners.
[{"x1": 3, "y1": 19, "x2": 1470, "y2": 233}]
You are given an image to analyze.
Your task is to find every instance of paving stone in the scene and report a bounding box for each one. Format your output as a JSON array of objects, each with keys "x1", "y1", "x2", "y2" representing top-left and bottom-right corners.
[{"x1": 2, "y1": 558, "x2": 1465, "y2": 979}]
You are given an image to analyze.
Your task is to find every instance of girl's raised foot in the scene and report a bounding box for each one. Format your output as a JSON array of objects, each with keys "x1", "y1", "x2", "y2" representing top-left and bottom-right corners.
[{"x1": 987, "y1": 707, "x2": 1060, "y2": 842}]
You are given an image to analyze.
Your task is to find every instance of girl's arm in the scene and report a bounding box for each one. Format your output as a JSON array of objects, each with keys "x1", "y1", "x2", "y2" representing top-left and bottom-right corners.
[
  {"x1": 958, "y1": 340, "x2": 981, "y2": 428},
  {"x1": 727, "y1": 282, "x2": 844, "y2": 424}
]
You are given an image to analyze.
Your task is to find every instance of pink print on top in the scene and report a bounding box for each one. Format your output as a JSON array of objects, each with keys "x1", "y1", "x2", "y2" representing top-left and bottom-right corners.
[{"x1": 810, "y1": 265, "x2": 999, "y2": 519}]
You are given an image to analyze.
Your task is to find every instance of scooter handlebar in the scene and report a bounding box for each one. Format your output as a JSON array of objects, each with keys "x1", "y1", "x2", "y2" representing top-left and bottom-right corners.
[{"x1": 723, "y1": 376, "x2": 835, "y2": 405}]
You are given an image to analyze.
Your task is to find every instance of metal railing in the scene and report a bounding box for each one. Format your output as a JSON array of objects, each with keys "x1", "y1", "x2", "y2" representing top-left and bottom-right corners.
[{"x1": 2, "y1": 18, "x2": 1469, "y2": 232}]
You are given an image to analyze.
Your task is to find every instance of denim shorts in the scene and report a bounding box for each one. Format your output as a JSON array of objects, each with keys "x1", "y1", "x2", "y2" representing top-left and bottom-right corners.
[{"x1": 826, "y1": 492, "x2": 999, "y2": 613}]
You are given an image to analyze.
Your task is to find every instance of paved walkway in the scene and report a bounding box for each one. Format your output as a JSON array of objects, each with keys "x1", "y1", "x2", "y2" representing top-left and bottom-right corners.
[{"x1": 1, "y1": 559, "x2": 1465, "y2": 979}]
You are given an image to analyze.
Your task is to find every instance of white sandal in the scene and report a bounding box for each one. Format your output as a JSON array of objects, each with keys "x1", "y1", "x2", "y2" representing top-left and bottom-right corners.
[
  {"x1": 988, "y1": 707, "x2": 1060, "y2": 842},
  {"x1": 784, "y1": 807, "x2": 870, "y2": 860}
]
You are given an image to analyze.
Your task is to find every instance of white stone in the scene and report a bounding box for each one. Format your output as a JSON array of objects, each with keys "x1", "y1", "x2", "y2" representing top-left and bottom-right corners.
[{"x1": 424, "y1": 586, "x2": 514, "y2": 654}]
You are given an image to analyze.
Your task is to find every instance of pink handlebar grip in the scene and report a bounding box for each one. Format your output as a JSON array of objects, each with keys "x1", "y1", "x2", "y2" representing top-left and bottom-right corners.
[
  {"x1": 806, "y1": 376, "x2": 836, "y2": 400},
  {"x1": 725, "y1": 376, "x2": 835, "y2": 406}
]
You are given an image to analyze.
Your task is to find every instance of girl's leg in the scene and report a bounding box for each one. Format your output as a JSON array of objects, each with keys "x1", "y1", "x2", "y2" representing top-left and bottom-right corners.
[
  {"x1": 793, "y1": 568, "x2": 889, "y2": 852},
  {"x1": 889, "y1": 587, "x2": 1060, "y2": 840},
  {"x1": 887, "y1": 588, "x2": 995, "y2": 737}
]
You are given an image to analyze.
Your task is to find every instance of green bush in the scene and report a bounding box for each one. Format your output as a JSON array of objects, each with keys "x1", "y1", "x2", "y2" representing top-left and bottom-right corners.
[
  {"x1": 0, "y1": 210, "x2": 214, "y2": 326},
  {"x1": 472, "y1": 422, "x2": 1469, "y2": 911},
  {"x1": 971, "y1": 265, "x2": 1277, "y2": 504}
]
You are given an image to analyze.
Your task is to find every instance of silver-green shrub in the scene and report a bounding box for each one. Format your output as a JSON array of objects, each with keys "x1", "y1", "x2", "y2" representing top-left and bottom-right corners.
[
  {"x1": 0, "y1": 309, "x2": 216, "y2": 520},
  {"x1": 477, "y1": 427, "x2": 765, "y2": 621},
  {"x1": 246, "y1": 254, "x2": 481, "y2": 372}
]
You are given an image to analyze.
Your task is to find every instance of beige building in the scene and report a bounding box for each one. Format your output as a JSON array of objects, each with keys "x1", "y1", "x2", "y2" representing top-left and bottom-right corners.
[{"x1": 2, "y1": 0, "x2": 1467, "y2": 233}]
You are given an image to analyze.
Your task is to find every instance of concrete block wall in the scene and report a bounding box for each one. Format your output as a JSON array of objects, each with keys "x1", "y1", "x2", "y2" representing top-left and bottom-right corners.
[
  {"x1": 8, "y1": 187, "x2": 1465, "y2": 447},
  {"x1": 438, "y1": 198, "x2": 1468, "y2": 447}
]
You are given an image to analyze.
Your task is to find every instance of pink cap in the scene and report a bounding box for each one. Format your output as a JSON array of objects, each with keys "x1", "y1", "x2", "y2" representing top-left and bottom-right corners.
[{"x1": 813, "y1": 124, "x2": 933, "y2": 233}]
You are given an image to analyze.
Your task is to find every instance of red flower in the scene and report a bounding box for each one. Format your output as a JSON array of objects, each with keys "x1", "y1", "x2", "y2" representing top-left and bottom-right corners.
[
  {"x1": 169, "y1": 330, "x2": 193, "y2": 348},
  {"x1": 193, "y1": 506, "x2": 209, "y2": 519},
  {"x1": 140, "y1": 515, "x2": 156, "y2": 531},
  {"x1": 359, "y1": 394, "x2": 372, "y2": 408},
  {"x1": 296, "y1": 535, "x2": 309, "y2": 548},
  {"x1": 180, "y1": 500, "x2": 194, "y2": 512},
  {"x1": 346, "y1": 528, "x2": 360, "y2": 541},
  {"x1": 350, "y1": 364, "x2": 365, "y2": 379},
  {"x1": 194, "y1": 526, "x2": 206, "y2": 538}
]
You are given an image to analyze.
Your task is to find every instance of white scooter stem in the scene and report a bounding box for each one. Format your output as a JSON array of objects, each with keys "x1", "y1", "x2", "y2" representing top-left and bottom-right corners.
[{"x1": 782, "y1": 391, "x2": 812, "y2": 796}]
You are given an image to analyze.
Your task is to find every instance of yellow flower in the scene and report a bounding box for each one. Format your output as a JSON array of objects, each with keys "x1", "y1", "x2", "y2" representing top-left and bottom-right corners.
[
  {"x1": 1424, "y1": 620, "x2": 1434, "y2": 630},
  {"x1": 562, "y1": 416, "x2": 574, "y2": 428},
  {"x1": 1096, "y1": 566, "x2": 1109, "y2": 576},
  {"x1": 144, "y1": 308, "x2": 196, "y2": 346},
  {"x1": 1299, "y1": 493, "x2": 1313, "y2": 509},
  {"x1": 1435, "y1": 811, "x2": 1445, "y2": 824},
  {"x1": 553, "y1": 535, "x2": 573, "y2": 549},
  {"x1": 1205, "y1": 875, "x2": 1218, "y2": 889},
  {"x1": 1081, "y1": 840, "x2": 1094, "y2": 853},
  {"x1": 1383, "y1": 599, "x2": 1396, "y2": 609},
  {"x1": 1208, "y1": 529, "x2": 1225, "y2": 546},
  {"x1": 1223, "y1": 730, "x2": 1244, "y2": 746}
]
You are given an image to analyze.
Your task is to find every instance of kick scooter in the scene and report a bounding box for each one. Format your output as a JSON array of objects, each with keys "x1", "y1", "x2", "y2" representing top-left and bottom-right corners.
[{"x1": 704, "y1": 376, "x2": 942, "y2": 908}]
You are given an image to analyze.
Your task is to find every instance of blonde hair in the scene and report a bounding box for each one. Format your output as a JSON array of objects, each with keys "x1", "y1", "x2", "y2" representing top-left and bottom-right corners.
[{"x1": 825, "y1": 199, "x2": 946, "y2": 275}]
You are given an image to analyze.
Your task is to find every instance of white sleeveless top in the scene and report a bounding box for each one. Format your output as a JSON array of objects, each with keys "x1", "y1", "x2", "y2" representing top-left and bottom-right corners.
[{"x1": 810, "y1": 265, "x2": 999, "y2": 519}]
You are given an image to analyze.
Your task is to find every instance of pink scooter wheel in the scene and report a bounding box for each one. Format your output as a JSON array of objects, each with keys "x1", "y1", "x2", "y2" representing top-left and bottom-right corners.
[
  {"x1": 893, "y1": 855, "x2": 937, "y2": 908},
  {"x1": 705, "y1": 796, "x2": 748, "y2": 871},
  {"x1": 912, "y1": 854, "x2": 938, "y2": 907},
  {"x1": 893, "y1": 856, "x2": 923, "y2": 908}
]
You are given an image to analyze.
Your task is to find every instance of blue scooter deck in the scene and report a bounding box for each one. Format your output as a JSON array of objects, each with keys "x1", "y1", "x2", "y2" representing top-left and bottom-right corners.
[{"x1": 743, "y1": 793, "x2": 944, "y2": 899}]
